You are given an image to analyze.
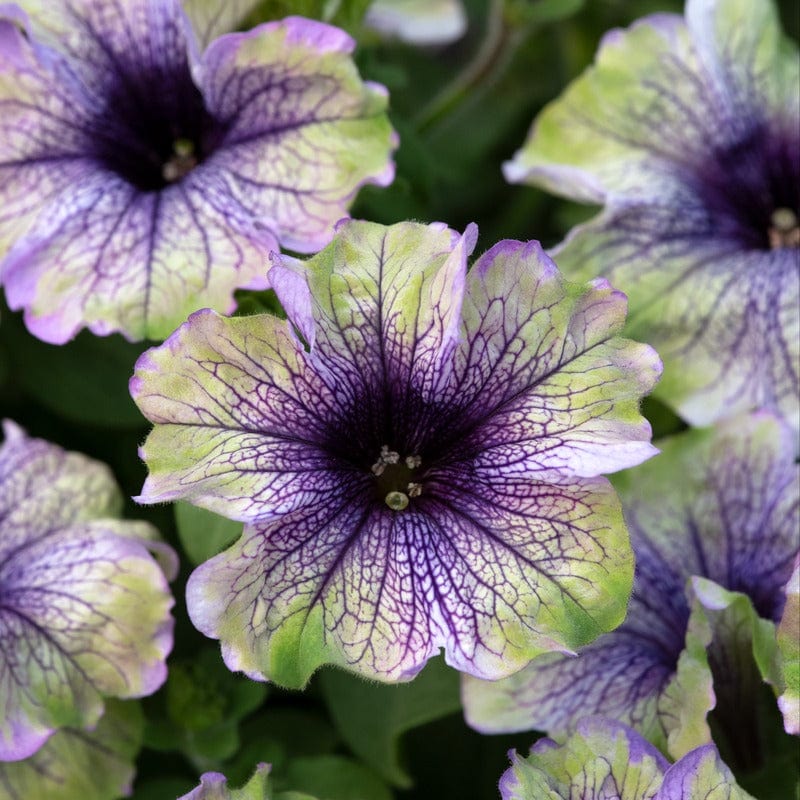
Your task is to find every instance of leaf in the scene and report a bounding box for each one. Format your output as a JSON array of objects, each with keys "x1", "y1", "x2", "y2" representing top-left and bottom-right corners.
[
  {"x1": 175, "y1": 502, "x2": 244, "y2": 566},
  {"x1": 319, "y1": 656, "x2": 461, "y2": 787},
  {"x1": 280, "y1": 756, "x2": 391, "y2": 800},
  {"x1": 0, "y1": 305, "x2": 145, "y2": 427}
]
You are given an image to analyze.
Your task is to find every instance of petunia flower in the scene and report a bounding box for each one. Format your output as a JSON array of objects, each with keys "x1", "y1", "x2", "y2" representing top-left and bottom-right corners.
[
  {"x1": 0, "y1": 0, "x2": 396, "y2": 343},
  {"x1": 0, "y1": 421, "x2": 175, "y2": 762},
  {"x1": 131, "y1": 219, "x2": 661, "y2": 687},
  {"x1": 364, "y1": 0, "x2": 467, "y2": 46},
  {"x1": 504, "y1": 0, "x2": 800, "y2": 438},
  {"x1": 463, "y1": 412, "x2": 799, "y2": 760},
  {"x1": 0, "y1": 700, "x2": 144, "y2": 800},
  {"x1": 499, "y1": 716, "x2": 754, "y2": 800}
]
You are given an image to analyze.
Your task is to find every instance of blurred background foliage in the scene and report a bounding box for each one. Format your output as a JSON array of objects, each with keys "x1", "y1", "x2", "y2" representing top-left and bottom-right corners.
[{"x1": 0, "y1": 1, "x2": 797, "y2": 798}]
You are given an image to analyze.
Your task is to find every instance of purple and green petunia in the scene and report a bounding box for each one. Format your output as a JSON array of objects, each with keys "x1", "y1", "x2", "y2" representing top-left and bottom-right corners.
[
  {"x1": 505, "y1": 0, "x2": 800, "y2": 438},
  {"x1": 464, "y1": 412, "x2": 799, "y2": 762},
  {"x1": 0, "y1": 421, "x2": 174, "y2": 768},
  {"x1": 499, "y1": 717, "x2": 754, "y2": 800},
  {"x1": 131, "y1": 219, "x2": 661, "y2": 687},
  {"x1": 0, "y1": 0, "x2": 396, "y2": 343}
]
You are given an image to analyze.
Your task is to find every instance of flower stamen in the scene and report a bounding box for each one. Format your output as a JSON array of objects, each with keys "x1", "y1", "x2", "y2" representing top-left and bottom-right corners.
[
  {"x1": 768, "y1": 208, "x2": 800, "y2": 249},
  {"x1": 162, "y1": 138, "x2": 198, "y2": 183},
  {"x1": 373, "y1": 446, "x2": 423, "y2": 510}
]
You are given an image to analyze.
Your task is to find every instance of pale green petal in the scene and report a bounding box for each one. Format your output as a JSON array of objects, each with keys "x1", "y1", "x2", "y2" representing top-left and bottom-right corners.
[
  {"x1": 499, "y1": 717, "x2": 667, "y2": 800},
  {"x1": 503, "y1": 14, "x2": 699, "y2": 202},
  {"x1": 660, "y1": 576, "x2": 780, "y2": 759},
  {"x1": 0, "y1": 701, "x2": 144, "y2": 800},
  {"x1": 777, "y1": 556, "x2": 800, "y2": 735},
  {"x1": 182, "y1": 0, "x2": 264, "y2": 46},
  {"x1": 686, "y1": 0, "x2": 799, "y2": 121}
]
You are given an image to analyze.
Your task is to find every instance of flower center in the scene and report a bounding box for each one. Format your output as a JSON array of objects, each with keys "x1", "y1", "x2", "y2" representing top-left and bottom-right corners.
[
  {"x1": 93, "y1": 62, "x2": 225, "y2": 192},
  {"x1": 768, "y1": 207, "x2": 800, "y2": 249},
  {"x1": 371, "y1": 446, "x2": 423, "y2": 511},
  {"x1": 162, "y1": 138, "x2": 199, "y2": 183},
  {"x1": 695, "y1": 124, "x2": 799, "y2": 251}
]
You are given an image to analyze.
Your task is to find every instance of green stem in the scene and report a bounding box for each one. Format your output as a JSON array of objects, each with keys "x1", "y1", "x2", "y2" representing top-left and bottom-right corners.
[{"x1": 414, "y1": 0, "x2": 511, "y2": 132}]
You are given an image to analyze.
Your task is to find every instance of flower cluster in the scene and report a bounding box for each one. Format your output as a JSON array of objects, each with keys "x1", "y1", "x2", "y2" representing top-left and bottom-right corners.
[{"x1": 0, "y1": 0, "x2": 796, "y2": 796}]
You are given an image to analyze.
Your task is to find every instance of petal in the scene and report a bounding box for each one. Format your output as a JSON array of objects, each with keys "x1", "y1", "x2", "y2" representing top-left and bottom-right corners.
[
  {"x1": 1, "y1": 5, "x2": 396, "y2": 342},
  {"x1": 182, "y1": 0, "x2": 263, "y2": 47},
  {"x1": 0, "y1": 700, "x2": 144, "y2": 800},
  {"x1": 197, "y1": 18, "x2": 397, "y2": 253},
  {"x1": 504, "y1": 0, "x2": 800, "y2": 434},
  {"x1": 503, "y1": 13, "x2": 705, "y2": 201},
  {"x1": 0, "y1": 425, "x2": 174, "y2": 761},
  {"x1": 178, "y1": 763, "x2": 272, "y2": 800},
  {"x1": 0, "y1": 520, "x2": 174, "y2": 760},
  {"x1": 445, "y1": 240, "x2": 661, "y2": 479},
  {"x1": 272, "y1": 219, "x2": 476, "y2": 400},
  {"x1": 499, "y1": 718, "x2": 668, "y2": 800},
  {"x1": 657, "y1": 744, "x2": 755, "y2": 800},
  {"x1": 0, "y1": 13, "x2": 97, "y2": 262},
  {"x1": 776, "y1": 555, "x2": 800, "y2": 735},
  {"x1": 186, "y1": 472, "x2": 632, "y2": 686},
  {"x1": 135, "y1": 221, "x2": 657, "y2": 687},
  {"x1": 660, "y1": 577, "x2": 781, "y2": 760},
  {"x1": 2, "y1": 168, "x2": 276, "y2": 343},
  {"x1": 504, "y1": 0, "x2": 798, "y2": 202},
  {"x1": 550, "y1": 202, "x2": 800, "y2": 436},
  {"x1": 463, "y1": 530, "x2": 681, "y2": 744},
  {"x1": 464, "y1": 412, "x2": 798, "y2": 741},
  {"x1": 133, "y1": 221, "x2": 478, "y2": 519},
  {"x1": 364, "y1": 0, "x2": 468, "y2": 46},
  {"x1": 132, "y1": 309, "x2": 345, "y2": 522},
  {"x1": 686, "y1": 0, "x2": 799, "y2": 123},
  {"x1": 614, "y1": 412, "x2": 799, "y2": 619},
  {"x1": 0, "y1": 419, "x2": 120, "y2": 538}
]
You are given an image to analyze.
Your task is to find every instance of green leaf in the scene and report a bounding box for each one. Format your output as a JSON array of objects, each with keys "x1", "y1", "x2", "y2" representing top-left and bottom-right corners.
[
  {"x1": 319, "y1": 656, "x2": 461, "y2": 787},
  {"x1": 280, "y1": 756, "x2": 391, "y2": 800},
  {"x1": 506, "y1": 0, "x2": 585, "y2": 26},
  {"x1": 144, "y1": 647, "x2": 267, "y2": 767},
  {"x1": 0, "y1": 306, "x2": 145, "y2": 427},
  {"x1": 131, "y1": 778, "x2": 197, "y2": 800},
  {"x1": 175, "y1": 502, "x2": 243, "y2": 565}
]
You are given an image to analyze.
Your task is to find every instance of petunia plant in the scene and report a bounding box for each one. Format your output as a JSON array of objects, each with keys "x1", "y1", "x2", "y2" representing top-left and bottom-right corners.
[
  {"x1": 499, "y1": 717, "x2": 754, "y2": 800},
  {"x1": 464, "y1": 412, "x2": 799, "y2": 765},
  {"x1": 131, "y1": 218, "x2": 661, "y2": 688},
  {"x1": 0, "y1": 0, "x2": 795, "y2": 796},
  {"x1": 0, "y1": 0, "x2": 395, "y2": 343},
  {"x1": 0, "y1": 422, "x2": 175, "y2": 779},
  {"x1": 504, "y1": 0, "x2": 800, "y2": 438}
]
